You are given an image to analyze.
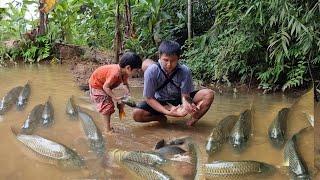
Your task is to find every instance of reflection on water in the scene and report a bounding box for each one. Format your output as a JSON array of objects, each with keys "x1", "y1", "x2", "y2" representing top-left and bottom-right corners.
[{"x1": 0, "y1": 64, "x2": 315, "y2": 179}]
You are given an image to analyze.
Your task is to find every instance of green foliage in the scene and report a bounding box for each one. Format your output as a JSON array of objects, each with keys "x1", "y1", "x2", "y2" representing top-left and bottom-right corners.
[
  {"x1": 184, "y1": 0, "x2": 320, "y2": 91},
  {"x1": 49, "y1": 0, "x2": 116, "y2": 49}
]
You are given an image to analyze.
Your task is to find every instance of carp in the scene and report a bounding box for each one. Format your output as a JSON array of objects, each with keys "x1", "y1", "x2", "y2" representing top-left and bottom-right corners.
[
  {"x1": 268, "y1": 108, "x2": 290, "y2": 148},
  {"x1": 206, "y1": 115, "x2": 238, "y2": 155},
  {"x1": 21, "y1": 104, "x2": 44, "y2": 134},
  {"x1": 66, "y1": 96, "x2": 78, "y2": 119},
  {"x1": 0, "y1": 86, "x2": 23, "y2": 115},
  {"x1": 202, "y1": 160, "x2": 275, "y2": 178},
  {"x1": 13, "y1": 130, "x2": 84, "y2": 169},
  {"x1": 78, "y1": 108, "x2": 105, "y2": 157},
  {"x1": 121, "y1": 159, "x2": 172, "y2": 180},
  {"x1": 109, "y1": 149, "x2": 166, "y2": 166},
  {"x1": 229, "y1": 109, "x2": 252, "y2": 152},
  {"x1": 16, "y1": 82, "x2": 31, "y2": 111},
  {"x1": 40, "y1": 97, "x2": 54, "y2": 127}
]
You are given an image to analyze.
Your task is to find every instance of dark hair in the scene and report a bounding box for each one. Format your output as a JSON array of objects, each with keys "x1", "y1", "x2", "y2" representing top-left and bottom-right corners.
[
  {"x1": 119, "y1": 52, "x2": 142, "y2": 69},
  {"x1": 159, "y1": 40, "x2": 182, "y2": 56}
]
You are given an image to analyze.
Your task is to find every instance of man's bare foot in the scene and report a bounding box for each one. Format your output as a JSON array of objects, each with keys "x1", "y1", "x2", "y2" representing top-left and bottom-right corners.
[{"x1": 186, "y1": 118, "x2": 199, "y2": 126}]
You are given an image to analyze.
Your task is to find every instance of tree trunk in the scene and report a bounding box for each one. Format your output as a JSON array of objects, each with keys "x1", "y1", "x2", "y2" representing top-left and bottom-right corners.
[
  {"x1": 39, "y1": 0, "x2": 46, "y2": 35},
  {"x1": 124, "y1": 0, "x2": 133, "y2": 39},
  {"x1": 114, "y1": 1, "x2": 121, "y2": 63},
  {"x1": 187, "y1": 0, "x2": 193, "y2": 40}
]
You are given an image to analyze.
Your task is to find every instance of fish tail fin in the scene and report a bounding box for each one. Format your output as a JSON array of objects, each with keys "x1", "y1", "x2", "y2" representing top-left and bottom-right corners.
[{"x1": 302, "y1": 111, "x2": 314, "y2": 127}]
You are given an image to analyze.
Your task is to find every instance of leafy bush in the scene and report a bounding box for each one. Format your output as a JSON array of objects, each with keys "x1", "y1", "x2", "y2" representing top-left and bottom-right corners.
[{"x1": 184, "y1": 0, "x2": 320, "y2": 91}]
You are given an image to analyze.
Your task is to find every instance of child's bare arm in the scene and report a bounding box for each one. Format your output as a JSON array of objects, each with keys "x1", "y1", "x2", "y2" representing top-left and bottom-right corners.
[
  {"x1": 123, "y1": 81, "x2": 131, "y2": 96},
  {"x1": 103, "y1": 82, "x2": 121, "y2": 101}
]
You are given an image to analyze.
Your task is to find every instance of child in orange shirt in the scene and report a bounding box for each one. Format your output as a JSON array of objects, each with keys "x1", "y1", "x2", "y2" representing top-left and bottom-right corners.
[{"x1": 89, "y1": 52, "x2": 142, "y2": 133}]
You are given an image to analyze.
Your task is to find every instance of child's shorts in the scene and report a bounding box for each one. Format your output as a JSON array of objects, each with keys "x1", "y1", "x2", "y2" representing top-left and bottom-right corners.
[{"x1": 89, "y1": 87, "x2": 115, "y2": 115}]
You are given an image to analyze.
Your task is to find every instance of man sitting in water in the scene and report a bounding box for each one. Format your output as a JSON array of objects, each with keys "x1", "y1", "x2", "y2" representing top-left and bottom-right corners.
[{"x1": 133, "y1": 40, "x2": 214, "y2": 126}]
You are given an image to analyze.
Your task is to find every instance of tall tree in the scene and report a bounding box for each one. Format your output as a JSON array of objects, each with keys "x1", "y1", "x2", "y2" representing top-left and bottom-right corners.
[
  {"x1": 124, "y1": 0, "x2": 133, "y2": 39},
  {"x1": 187, "y1": 0, "x2": 192, "y2": 40},
  {"x1": 114, "y1": 0, "x2": 122, "y2": 63},
  {"x1": 39, "y1": 0, "x2": 46, "y2": 35}
]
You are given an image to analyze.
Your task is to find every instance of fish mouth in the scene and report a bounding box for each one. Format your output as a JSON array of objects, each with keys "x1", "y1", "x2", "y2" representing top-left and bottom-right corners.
[{"x1": 205, "y1": 140, "x2": 221, "y2": 154}]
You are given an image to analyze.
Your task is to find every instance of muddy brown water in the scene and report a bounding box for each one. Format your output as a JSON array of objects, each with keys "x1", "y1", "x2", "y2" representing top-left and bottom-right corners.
[{"x1": 0, "y1": 64, "x2": 315, "y2": 179}]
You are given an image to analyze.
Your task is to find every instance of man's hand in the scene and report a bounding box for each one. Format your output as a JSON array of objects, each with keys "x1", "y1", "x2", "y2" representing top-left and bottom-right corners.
[
  {"x1": 182, "y1": 96, "x2": 198, "y2": 114},
  {"x1": 168, "y1": 104, "x2": 188, "y2": 117}
]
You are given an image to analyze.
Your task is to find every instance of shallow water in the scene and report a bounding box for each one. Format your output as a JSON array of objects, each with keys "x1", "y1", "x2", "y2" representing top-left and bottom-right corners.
[{"x1": 0, "y1": 64, "x2": 315, "y2": 179}]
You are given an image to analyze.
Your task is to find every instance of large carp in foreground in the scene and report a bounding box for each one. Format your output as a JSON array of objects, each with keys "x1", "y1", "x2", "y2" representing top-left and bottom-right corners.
[
  {"x1": 12, "y1": 130, "x2": 85, "y2": 169},
  {"x1": 202, "y1": 160, "x2": 275, "y2": 179},
  {"x1": 229, "y1": 109, "x2": 252, "y2": 152},
  {"x1": 21, "y1": 104, "x2": 44, "y2": 135},
  {"x1": 78, "y1": 108, "x2": 105, "y2": 157},
  {"x1": 40, "y1": 98, "x2": 54, "y2": 127},
  {"x1": 206, "y1": 115, "x2": 238, "y2": 155},
  {"x1": 268, "y1": 107, "x2": 290, "y2": 148},
  {"x1": 121, "y1": 159, "x2": 172, "y2": 180},
  {"x1": 284, "y1": 127, "x2": 311, "y2": 179},
  {"x1": 16, "y1": 82, "x2": 31, "y2": 111},
  {"x1": 0, "y1": 86, "x2": 23, "y2": 115}
]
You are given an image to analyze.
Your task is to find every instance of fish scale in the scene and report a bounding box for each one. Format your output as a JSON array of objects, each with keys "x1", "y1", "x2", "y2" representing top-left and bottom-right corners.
[
  {"x1": 122, "y1": 159, "x2": 172, "y2": 180},
  {"x1": 109, "y1": 149, "x2": 166, "y2": 166},
  {"x1": 14, "y1": 133, "x2": 84, "y2": 169},
  {"x1": 284, "y1": 132, "x2": 309, "y2": 179},
  {"x1": 78, "y1": 109, "x2": 105, "y2": 157},
  {"x1": 203, "y1": 161, "x2": 275, "y2": 176},
  {"x1": 18, "y1": 135, "x2": 65, "y2": 158}
]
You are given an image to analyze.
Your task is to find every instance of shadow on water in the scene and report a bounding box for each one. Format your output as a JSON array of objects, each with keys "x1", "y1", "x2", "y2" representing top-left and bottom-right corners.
[{"x1": 0, "y1": 64, "x2": 315, "y2": 179}]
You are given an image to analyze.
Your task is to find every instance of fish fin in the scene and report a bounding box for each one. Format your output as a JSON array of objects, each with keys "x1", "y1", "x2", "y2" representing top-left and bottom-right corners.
[
  {"x1": 154, "y1": 139, "x2": 166, "y2": 150},
  {"x1": 303, "y1": 111, "x2": 314, "y2": 127},
  {"x1": 119, "y1": 111, "x2": 126, "y2": 120}
]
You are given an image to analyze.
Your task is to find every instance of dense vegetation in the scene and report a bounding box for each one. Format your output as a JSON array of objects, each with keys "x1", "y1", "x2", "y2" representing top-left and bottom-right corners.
[{"x1": 0, "y1": 0, "x2": 319, "y2": 92}]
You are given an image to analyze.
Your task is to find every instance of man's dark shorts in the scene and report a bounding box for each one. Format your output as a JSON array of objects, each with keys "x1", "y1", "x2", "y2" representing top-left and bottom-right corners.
[{"x1": 136, "y1": 91, "x2": 198, "y2": 115}]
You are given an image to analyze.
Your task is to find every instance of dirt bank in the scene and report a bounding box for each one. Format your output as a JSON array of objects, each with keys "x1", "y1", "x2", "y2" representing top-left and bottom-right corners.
[{"x1": 57, "y1": 43, "x2": 314, "y2": 99}]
